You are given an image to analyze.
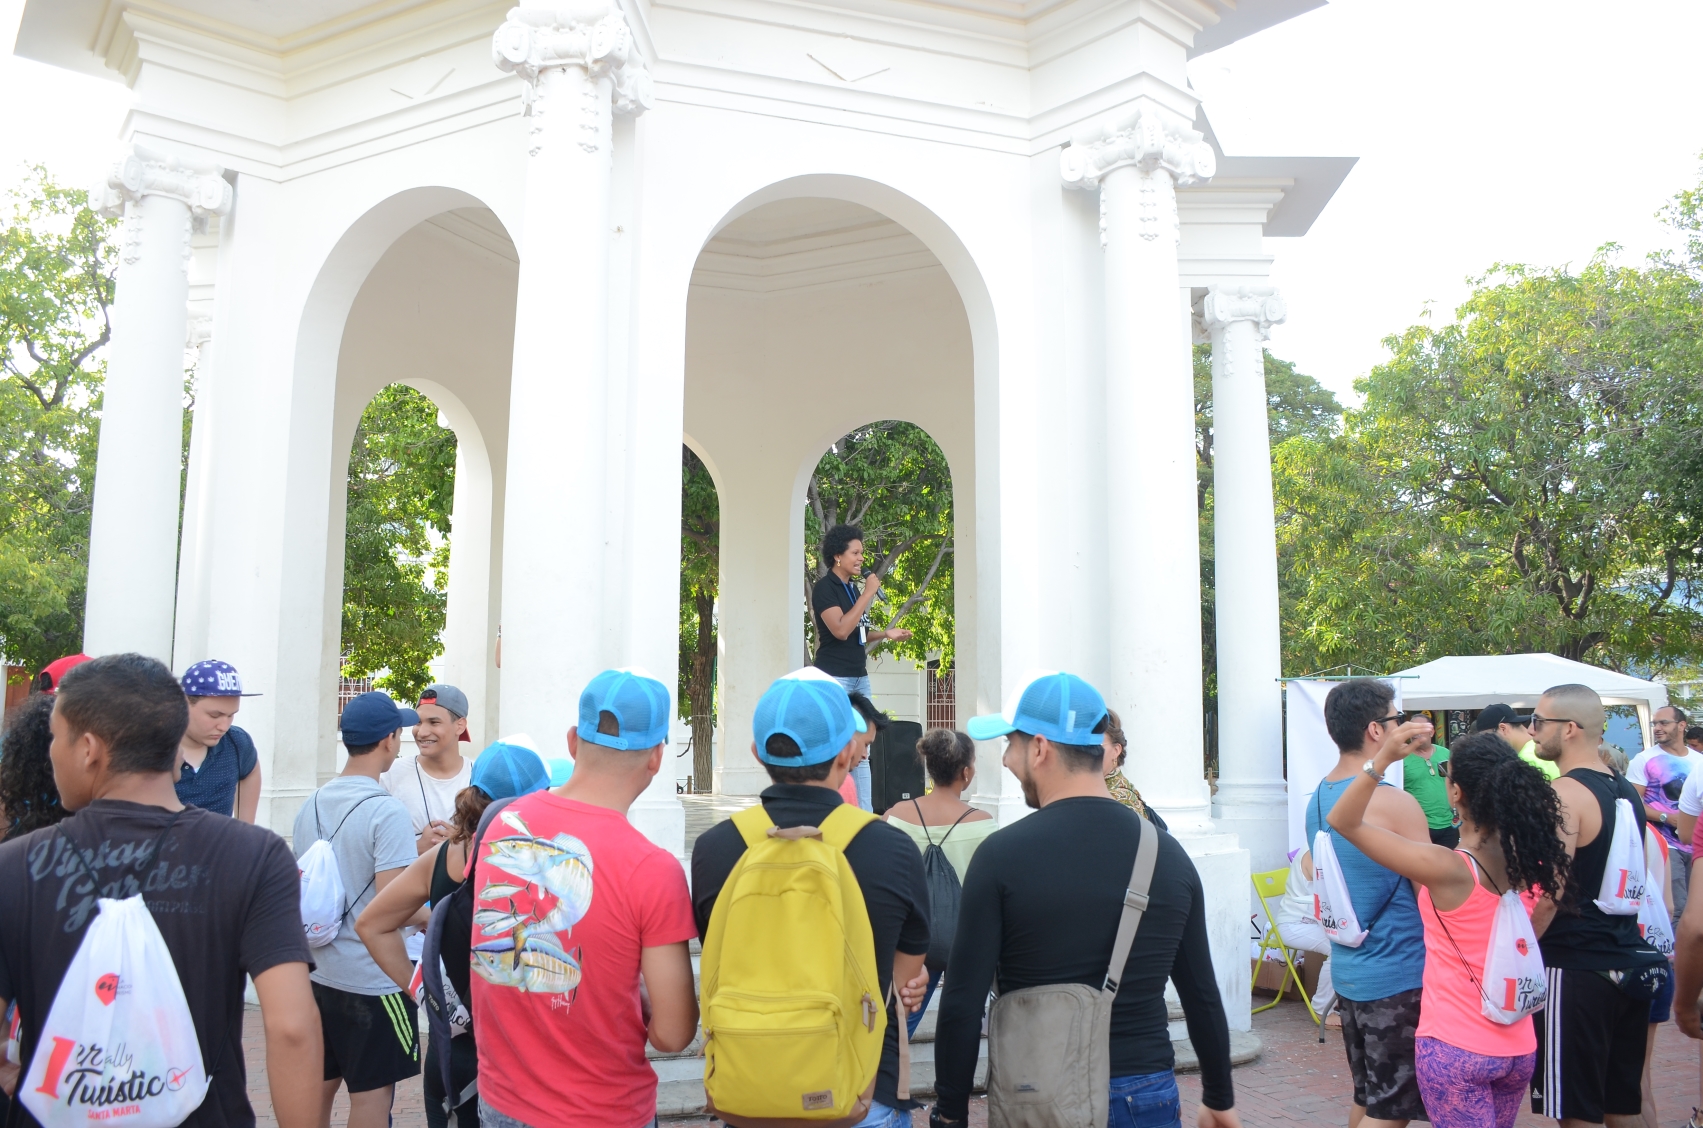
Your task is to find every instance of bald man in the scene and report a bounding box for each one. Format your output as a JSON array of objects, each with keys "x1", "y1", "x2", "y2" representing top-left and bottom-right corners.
[{"x1": 1529, "y1": 684, "x2": 1668, "y2": 1128}]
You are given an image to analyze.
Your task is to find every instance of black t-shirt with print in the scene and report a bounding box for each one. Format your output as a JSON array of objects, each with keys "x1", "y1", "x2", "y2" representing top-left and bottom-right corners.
[
  {"x1": 692, "y1": 784, "x2": 930, "y2": 1110},
  {"x1": 0, "y1": 800, "x2": 310, "y2": 1128},
  {"x1": 811, "y1": 572, "x2": 868, "y2": 678}
]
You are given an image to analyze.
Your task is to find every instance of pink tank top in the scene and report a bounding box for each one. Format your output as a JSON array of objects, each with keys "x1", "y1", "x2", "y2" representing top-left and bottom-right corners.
[{"x1": 1415, "y1": 852, "x2": 1538, "y2": 1057}]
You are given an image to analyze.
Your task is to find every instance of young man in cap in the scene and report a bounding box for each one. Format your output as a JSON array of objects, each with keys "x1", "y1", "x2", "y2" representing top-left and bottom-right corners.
[
  {"x1": 470, "y1": 669, "x2": 699, "y2": 1128},
  {"x1": 932, "y1": 672, "x2": 1240, "y2": 1128},
  {"x1": 0, "y1": 653, "x2": 322, "y2": 1128},
  {"x1": 293, "y1": 691, "x2": 421, "y2": 1128},
  {"x1": 692, "y1": 669, "x2": 931, "y2": 1128},
  {"x1": 175, "y1": 658, "x2": 263, "y2": 821},
  {"x1": 1475, "y1": 703, "x2": 1556, "y2": 781},
  {"x1": 380, "y1": 683, "x2": 473, "y2": 854},
  {"x1": 1530, "y1": 684, "x2": 1668, "y2": 1127},
  {"x1": 31, "y1": 653, "x2": 90, "y2": 693}
]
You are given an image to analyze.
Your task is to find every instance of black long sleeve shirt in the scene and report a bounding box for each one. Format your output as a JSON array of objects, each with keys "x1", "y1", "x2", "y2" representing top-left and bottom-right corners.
[{"x1": 932, "y1": 796, "x2": 1234, "y2": 1119}]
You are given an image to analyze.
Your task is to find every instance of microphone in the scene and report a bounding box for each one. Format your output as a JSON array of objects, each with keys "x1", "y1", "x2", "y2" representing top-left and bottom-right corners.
[{"x1": 864, "y1": 571, "x2": 888, "y2": 603}]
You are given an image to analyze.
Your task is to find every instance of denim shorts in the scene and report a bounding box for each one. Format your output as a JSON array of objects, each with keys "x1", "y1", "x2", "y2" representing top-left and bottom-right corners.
[
  {"x1": 852, "y1": 1100, "x2": 910, "y2": 1128},
  {"x1": 1108, "y1": 1071, "x2": 1181, "y2": 1128}
]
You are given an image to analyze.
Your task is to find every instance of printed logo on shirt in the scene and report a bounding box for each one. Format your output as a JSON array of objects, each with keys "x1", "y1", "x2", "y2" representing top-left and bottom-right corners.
[
  {"x1": 26, "y1": 836, "x2": 209, "y2": 933},
  {"x1": 94, "y1": 974, "x2": 120, "y2": 1006},
  {"x1": 472, "y1": 806, "x2": 593, "y2": 1008}
]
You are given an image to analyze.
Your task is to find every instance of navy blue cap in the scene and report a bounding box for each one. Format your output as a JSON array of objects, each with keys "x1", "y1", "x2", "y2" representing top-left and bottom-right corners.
[
  {"x1": 340, "y1": 691, "x2": 420, "y2": 747},
  {"x1": 181, "y1": 659, "x2": 261, "y2": 698},
  {"x1": 966, "y1": 671, "x2": 1108, "y2": 746},
  {"x1": 754, "y1": 673, "x2": 859, "y2": 766},
  {"x1": 578, "y1": 668, "x2": 672, "y2": 750}
]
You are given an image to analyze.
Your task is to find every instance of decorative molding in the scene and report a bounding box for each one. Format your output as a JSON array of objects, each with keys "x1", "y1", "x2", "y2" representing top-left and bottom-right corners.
[
  {"x1": 1200, "y1": 283, "x2": 1285, "y2": 340},
  {"x1": 491, "y1": 5, "x2": 654, "y2": 122},
  {"x1": 1061, "y1": 108, "x2": 1213, "y2": 247},
  {"x1": 90, "y1": 146, "x2": 233, "y2": 268}
]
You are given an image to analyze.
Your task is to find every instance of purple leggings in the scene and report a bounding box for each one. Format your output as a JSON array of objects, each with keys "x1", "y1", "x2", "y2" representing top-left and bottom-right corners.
[{"x1": 1414, "y1": 1036, "x2": 1536, "y2": 1128}]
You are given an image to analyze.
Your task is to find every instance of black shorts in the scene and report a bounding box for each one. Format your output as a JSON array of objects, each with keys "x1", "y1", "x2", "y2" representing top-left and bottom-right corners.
[
  {"x1": 1532, "y1": 967, "x2": 1652, "y2": 1122},
  {"x1": 1427, "y1": 826, "x2": 1460, "y2": 849},
  {"x1": 313, "y1": 981, "x2": 421, "y2": 1092},
  {"x1": 1338, "y1": 987, "x2": 1427, "y2": 1122}
]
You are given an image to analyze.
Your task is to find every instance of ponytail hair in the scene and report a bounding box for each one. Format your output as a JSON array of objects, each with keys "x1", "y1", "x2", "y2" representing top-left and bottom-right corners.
[{"x1": 1447, "y1": 731, "x2": 1570, "y2": 901}]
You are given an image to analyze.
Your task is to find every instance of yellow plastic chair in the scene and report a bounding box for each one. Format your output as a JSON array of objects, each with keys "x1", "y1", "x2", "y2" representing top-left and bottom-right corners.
[{"x1": 1250, "y1": 868, "x2": 1322, "y2": 1026}]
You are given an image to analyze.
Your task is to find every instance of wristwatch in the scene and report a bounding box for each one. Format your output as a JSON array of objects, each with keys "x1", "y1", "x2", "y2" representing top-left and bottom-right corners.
[
  {"x1": 1362, "y1": 759, "x2": 1382, "y2": 782},
  {"x1": 1660, "y1": 811, "x2": 1671, "y2": 825}
]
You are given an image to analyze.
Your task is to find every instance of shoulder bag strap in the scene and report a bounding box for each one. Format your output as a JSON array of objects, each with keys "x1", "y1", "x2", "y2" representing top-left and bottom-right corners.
[
  {"x1": 911, "y1": 798, "x2": 937, "y2": 848},
  {"x1": 937, "y1": 808, "x2": 973, "y2": 849},
  {"x1": 327, "y1": 791, "x2": 384, "y2": 843},
  {"x1": 1103, "y1": 816, "x2": 1159, "y2": 997}
]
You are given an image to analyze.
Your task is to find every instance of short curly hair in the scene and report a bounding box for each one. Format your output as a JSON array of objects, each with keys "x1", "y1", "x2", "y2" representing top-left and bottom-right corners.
[
  {"x1": 821, "y1": 524, "x2": 864, "y2": 572},
  {"x1": 2, "y1": 693, "x2": 68, "y2": 840}
]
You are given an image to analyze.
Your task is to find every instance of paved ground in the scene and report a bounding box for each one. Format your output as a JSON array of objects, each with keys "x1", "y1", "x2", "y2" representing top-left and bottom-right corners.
[{"x1": 244, "y1": 988, "x2": 1703, "y2": 1128}]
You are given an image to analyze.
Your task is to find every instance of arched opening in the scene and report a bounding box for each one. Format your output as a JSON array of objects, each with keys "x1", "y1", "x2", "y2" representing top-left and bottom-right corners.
[{"x1": 682, "y1": 196, "x2": 978, "y2": 798}]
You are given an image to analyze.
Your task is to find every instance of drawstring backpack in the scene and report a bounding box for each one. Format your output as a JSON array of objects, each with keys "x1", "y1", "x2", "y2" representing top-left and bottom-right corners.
[
  {"x1": 1593, "y1": 797, "x2": 1647, "y2": 915},
  {"x1": 1310, "y1": 786, "x2": 1400, "y2": 948},
  {"x1": 20, "y1": 813, "x2": 215, "y2": 1128},
  {"x1": 298, "y1": 793, "x2": 383, "y2": 947},
  {"x1": 1433, "y1": 851, "x2": 1547, "y2": 1025},
  {"x1": 914, "y1": 802, "x2": 972, "y2": 973},
  {"x1": 1638, "y1": 827, "x2": 1677, "y2": 958}
]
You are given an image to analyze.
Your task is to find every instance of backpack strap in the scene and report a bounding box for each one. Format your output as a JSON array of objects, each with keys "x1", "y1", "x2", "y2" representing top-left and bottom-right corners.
[
  {"x1": 732, "y1": 803, "x2": 777, "y2": 848},
  {"x1": 1102, "y1": 815, "x2": 1158, "y2": 997},
  {"x1": 819, "y1": 803, "x2": 878, "y2": 851},
  {"x1": 936, "y1": 808, "x2": 974, "y2": 849}
]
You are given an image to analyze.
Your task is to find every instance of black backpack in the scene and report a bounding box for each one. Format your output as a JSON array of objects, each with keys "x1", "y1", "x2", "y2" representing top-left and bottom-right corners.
[{"x1": 915, "y1": 803, "x2": 974, "y2": 972}]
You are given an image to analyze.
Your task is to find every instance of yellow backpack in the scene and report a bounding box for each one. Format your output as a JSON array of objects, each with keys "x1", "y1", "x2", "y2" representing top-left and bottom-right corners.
[{"x1": 700, "y1": 803, "x2": 889, "y2": 1128}]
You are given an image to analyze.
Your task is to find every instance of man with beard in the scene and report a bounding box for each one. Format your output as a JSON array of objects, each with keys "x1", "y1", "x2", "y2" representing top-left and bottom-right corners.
[{"x1": 930, "y1": 672, "x2": 1240, "y2": 1128}]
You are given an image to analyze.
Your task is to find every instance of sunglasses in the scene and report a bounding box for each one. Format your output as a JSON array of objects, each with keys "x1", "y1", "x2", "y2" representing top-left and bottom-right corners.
[{"x1": 1529, "y1": 714, "x2": 1576, "y2": 730}]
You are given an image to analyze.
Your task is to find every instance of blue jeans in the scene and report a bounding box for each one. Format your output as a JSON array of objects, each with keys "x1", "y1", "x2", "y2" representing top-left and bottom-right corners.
[
  {"x1": 852, "y1": 1100, "x2": 910, "y2": 1127},
  {"x1": 833, "y1": 675, "x2": 875, "y2": 811},
  {"x1": 1108, "y1": 1072, "x2": 1182, "y2": 1128},
  {"x1": 907, "y1": 968, "x2": 943, "y2": 1038}
]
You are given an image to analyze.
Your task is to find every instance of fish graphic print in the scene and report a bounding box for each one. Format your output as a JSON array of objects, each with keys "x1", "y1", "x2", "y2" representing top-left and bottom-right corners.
[{"x1": 472, "y1": 806, "x2": 594, "y2": 1006}]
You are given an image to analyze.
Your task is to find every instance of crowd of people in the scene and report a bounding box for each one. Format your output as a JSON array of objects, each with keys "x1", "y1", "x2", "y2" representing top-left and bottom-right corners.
[{"x1": 0, "y1": 524, "x2": 1697, "y2": 1128}]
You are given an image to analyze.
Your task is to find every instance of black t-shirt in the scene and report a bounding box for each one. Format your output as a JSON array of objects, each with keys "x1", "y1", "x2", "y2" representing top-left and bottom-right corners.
[
  {"x1": 0, "y1": 801, "x2": 311, "y2": 1128},
  {"x1": 1540, "y1": 768, "x2": 1667, "y2": 971},
  {"x1": 933, "y1": 797, "x2": 1234, "y2": 1120},
  {"x1": 692, "y1": 785, "x2": 930, "y2": 1109},
  {"x1": 811, "y1": 573, "x2": 869, "y2": 678}
]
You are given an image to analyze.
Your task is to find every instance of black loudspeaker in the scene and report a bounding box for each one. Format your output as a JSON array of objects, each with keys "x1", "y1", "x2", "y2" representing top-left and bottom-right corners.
[{"x1": 870, "y1": 720, "x2": 926, "y2": 815}]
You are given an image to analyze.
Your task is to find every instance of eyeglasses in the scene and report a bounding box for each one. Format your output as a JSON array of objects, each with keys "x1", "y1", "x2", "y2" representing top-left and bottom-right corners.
[
  {"x1": 1377, "y1": 712, "x2": 1426, "y2": 726},
  {"x1": 1529, "y1": 714, "x2": 1576, "y2": 730}
]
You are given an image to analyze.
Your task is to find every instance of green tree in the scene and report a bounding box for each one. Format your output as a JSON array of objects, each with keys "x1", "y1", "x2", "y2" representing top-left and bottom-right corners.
[
  {"x1": 803, "y1": 421, "x2": 954, "y2": 670},
  {"x1": 0, "y1": 170, "x2": 117, "y2": 676},
  {"x1": 340, "y1": 384, "x2": 457, "y2": 701},
  {"x1": 679, "y1": 445, "x2": 718, "y2": 791},
  {"x1": 1274, "y1": 252, "x2": 1703, "y2": 674}
]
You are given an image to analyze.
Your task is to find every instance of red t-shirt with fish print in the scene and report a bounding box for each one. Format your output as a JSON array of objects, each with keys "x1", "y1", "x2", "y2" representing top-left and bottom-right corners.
[{"x1": 469, "y1": 791, "x2": 697, "y2": 1128}]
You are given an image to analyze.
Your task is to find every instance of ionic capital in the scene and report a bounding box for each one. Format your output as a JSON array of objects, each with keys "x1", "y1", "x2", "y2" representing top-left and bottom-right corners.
[
  {"x1": 90, "y1": 146, "x2": 232, "y2": 267},
  {"x1": 1060, "y1": 108, "x2": 1216, "y2": 192},
  {"x1": 1201, "y1": 284, "x2": 1287, "y2": 340},
  {"x1": 492, "y1": 4, "x2": 653, "y2": 117}
]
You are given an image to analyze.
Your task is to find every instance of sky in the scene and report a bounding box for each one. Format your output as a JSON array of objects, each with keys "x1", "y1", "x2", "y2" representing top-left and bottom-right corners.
[{"x1": 4, "y1": 0, "x2": 1703, "y2": 404}]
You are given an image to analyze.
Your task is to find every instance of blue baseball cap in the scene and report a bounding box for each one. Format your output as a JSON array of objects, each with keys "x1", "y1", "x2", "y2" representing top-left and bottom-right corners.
[
  {"x1": 965, "y1": 671, "x2": 1108, "y2": 746},
  {"x1": 470, "y1": 738, "x2": 551, "y2": 800},
  {"x1": 181, "y1": 659, "x2": 261, "y2": 698},
  {"x1": 340, "y1": 691, "x2": 420, "y2": 746},
  {"x1": 754, "y1": 672, "x2": 859, "y2": 766},
  {"x1": 578, "y1": 668, "x2": 672, "y2": 751}
]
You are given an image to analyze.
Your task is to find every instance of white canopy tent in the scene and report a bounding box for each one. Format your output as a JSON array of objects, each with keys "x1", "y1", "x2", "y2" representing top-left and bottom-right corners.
[{"x1": 1393, "y1": 653, "x2": 1670, "y2": 749}]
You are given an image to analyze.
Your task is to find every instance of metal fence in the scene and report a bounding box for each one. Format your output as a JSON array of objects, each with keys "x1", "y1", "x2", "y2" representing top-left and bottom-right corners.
[{"x1": 926, "y1": 662, "x2": 955, "y2": 730}]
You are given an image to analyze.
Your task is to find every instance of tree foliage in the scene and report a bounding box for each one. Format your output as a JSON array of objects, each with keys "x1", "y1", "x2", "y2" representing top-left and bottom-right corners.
[
  {"x1": 1275, "y1": 249, "x2": 1703, "y2": 674},
  {"x1": 804, "y1": 421, "x2": 954, "y2": 669},
  {"x1": 0, "y1": 170, "x2": 117, "y2": 674},
  {"x1": 679, "y1": 445, "x2": 718, "y2": 790},
  {"x1": 340, "y1": 384, "x2": 457, "y2": 701}
]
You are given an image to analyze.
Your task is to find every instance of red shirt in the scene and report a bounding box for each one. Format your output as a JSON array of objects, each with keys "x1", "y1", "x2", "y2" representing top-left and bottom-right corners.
[{"x1": 469, "y1": 792, "x2": 696, "y2": 1128}]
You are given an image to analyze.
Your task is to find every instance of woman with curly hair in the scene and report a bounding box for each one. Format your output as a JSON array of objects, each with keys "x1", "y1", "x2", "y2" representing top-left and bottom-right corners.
[
  {"x1": 1329, "y1": 729, "x2": 1570, "y2": 1128},
  {"x1": 1, "y1": 693, "x2": 67, "y2": 840}
]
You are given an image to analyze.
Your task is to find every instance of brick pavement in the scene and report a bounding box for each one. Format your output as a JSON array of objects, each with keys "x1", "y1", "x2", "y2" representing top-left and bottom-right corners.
[{"x1": 243, "y1": 990, "x2": 1703, "y2": 1128}]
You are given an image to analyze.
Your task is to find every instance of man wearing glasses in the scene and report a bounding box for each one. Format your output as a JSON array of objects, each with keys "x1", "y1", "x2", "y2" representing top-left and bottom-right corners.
[
  {"x1": 1629, "y1": 706, "x2": 1695, "y2": 917},
  {"x1": 1529, "y1": 684, "x2": 1668, "y2": 1128}
]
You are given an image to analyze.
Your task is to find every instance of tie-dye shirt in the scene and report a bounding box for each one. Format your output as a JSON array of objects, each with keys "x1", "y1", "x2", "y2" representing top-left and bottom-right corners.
[{"x1": 1628, "y1": 748, "x2": 1697, "y2": 855}]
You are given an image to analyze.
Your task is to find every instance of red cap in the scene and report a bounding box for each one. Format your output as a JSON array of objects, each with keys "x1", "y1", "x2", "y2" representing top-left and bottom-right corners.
[{"x1": 38, "y1": 653, "x2": 92, "y2": 692}]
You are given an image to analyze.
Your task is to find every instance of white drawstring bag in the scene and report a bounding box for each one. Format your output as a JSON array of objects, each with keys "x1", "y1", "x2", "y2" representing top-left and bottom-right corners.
[
  {"x1": 1478, "y1": 890, "x2": 1548, "y2": 1023},
  {"x1": 1594, "y1": 798, "x2": 1647, "y2": 915},
  {"x1": 1311, "y1": 830, "x2": 1368, "y2": 947},
  {"x1": 298, "y1": 838, "x2": 345, "y2": 948},
  {"x1": 1639, "y1": 892, "x2": 1677, "y2": 958},
  {"x1": 21, "y1": 896, "x2": 209, "y2": 1128}
]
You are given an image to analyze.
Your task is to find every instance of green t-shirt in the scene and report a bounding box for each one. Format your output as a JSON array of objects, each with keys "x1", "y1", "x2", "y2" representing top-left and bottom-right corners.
[
  {"x1": 1402, "y1": 743, "x2": 1453, "y2": 829},
  {"x1": 1518, "y1": 739, "x2": 1561, "y2": 780}
]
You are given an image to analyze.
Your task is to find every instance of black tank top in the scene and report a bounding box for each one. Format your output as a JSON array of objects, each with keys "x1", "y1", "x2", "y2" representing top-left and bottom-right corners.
[
  {"x1": 1540, "y1": 768, "x2": 1664, "y2": 970},
  {"x1": 428, "y1": 840, "x2": 463, "y2": 907}
]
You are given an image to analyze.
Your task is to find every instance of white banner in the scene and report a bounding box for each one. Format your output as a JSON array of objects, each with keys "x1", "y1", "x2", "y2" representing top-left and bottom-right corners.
[{"x1": 1286, "y1": 679, "x2": 1404, "y2": 855}]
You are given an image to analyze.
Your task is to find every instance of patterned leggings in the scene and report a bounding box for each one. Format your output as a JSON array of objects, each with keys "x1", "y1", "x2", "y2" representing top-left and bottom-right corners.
[{"x1": 1414, "y1": 1036, "x2": 1535, "y2": 1128}]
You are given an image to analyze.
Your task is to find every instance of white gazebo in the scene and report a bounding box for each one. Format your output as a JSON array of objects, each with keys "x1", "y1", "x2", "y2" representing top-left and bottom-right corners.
[
  {"x1": 1395, "y1": 653, "x2": 1672, "y2": 749},
  {"x1": 14, "y1": 0, "x2": 1357, "y2": 1030}
]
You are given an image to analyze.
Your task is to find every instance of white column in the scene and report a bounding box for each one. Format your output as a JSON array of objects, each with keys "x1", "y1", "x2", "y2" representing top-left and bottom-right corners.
[
  {"x1": 173, "y1": 317, "x2": 216, "y2": 671},
  {"x1": 1202, "y1": 285, "x2": 1290, "y2": 874},
  {"x1": 493, "y1": 5, "x2": 652, "y2": 753},
  {"x1": 1062, "y1": 108, "x2": 1216, "y2": 833},
  {"x1": 84, "y1": 148, "x2": 231, "y2": 661}
]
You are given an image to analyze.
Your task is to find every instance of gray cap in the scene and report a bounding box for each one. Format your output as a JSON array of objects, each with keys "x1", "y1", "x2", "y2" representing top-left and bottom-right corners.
[{"x1": 418, "y1": 683, "x2": 469, "y2": 719}]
